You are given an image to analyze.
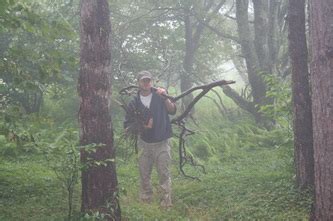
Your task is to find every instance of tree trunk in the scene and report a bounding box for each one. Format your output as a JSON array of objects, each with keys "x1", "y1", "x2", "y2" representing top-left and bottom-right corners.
[
  {"x1": 236, "y1": 0, "x2": 266, "y2": 105},
  {"x1": 225, "y1": 0, "x2": 270, "y2": 127},
  {"x1": 13, "y1": 89, "x2": 43, "y2": 114},
  {"x1": 201, "y1": 0, "x2": 286, "y2": 126},
  {"x1": 288, "y1": 0, "x2": 314, "y2": 190},
  {"x1": 268, "y1": 0, "x2": 281, "y2": 73},
  {"x1": 309, "y1": 0, "x2": 333, "y2": 220},
  {"x1": 79, "y1": 0, "x2": 121, "y2": 220},
  {"x1": 181, "y1": 2, "x2": 225, "y2": 112},
  {"x1": 253, "y1": 0, "x2": 270, "y2": 72},
  {"x1": 181, "y1": 11, "x2": 196, "y2": 112}
]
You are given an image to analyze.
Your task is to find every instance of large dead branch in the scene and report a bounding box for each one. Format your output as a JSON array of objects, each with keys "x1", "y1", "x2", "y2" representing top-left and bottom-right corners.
[
  {"x1": 171, "y1": 80, "x2": 235, "y2": 123},
  {"x1": 120, "y1": 80, "x2": 234, "y2": 101},
  {"x1": 222, "y1": 85, "x2": 258, "y2": 118},
  {"x1": 119, "y1": 79, "x2": 235, "y2": 180}
]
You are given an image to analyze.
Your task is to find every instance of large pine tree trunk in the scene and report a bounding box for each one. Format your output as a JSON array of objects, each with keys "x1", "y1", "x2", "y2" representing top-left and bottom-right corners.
[
  {"x1": 79, "y1": 0, "x2": 121, "y2": 220},
  {"x1": 309, "y1": 0, "x2": 333, "y2": 220},
  {"x1": 288, "y1": 0, "x2": 314, "y2": 190}
]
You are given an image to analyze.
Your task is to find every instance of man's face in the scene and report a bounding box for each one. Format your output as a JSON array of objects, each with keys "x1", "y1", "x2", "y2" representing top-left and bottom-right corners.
[{"x1": 138, "y1": 78, "x2": 152, "y2": 92}]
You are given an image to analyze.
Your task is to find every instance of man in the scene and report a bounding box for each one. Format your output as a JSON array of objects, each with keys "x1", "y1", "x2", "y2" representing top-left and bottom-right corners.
[{"x1": 124, "y1": 70, "x2": 176, "y2": 208}]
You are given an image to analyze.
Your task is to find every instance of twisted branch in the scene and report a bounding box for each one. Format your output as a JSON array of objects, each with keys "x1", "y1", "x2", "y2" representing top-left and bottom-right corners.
[{"x1": 119, "y1": 79, "x2": 235, "y2": 180}]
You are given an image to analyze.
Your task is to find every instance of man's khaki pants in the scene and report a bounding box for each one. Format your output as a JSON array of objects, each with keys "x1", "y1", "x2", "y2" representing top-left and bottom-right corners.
[{"x1": 138, "y1": 138, "x2": 172, "y2": 207}]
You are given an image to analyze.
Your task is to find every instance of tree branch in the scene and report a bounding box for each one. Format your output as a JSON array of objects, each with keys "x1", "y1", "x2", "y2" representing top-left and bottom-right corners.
[
  {"x1": 222, "y1": 85, "x2": 258, "y2": 117},
  {"x1": 119, "y1": 80, "x2": 235, "y2": 103},
  {"x1": 171, "y1": 80, "x2": 235, "y2": 123}
]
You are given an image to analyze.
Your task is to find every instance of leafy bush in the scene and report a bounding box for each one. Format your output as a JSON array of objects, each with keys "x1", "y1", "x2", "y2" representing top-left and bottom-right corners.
[{"x1": 259, "y1": 73, "x2": 292, "y2": 130}]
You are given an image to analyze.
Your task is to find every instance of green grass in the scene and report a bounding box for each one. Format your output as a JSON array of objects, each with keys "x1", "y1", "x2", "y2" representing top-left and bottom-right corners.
[
  {"x1": 117, "y1": 145, "x2": 311, "y2": 220},
  {"x1": 0, "y1": 141, "x2": 312, "y2": 220},
  {"x1": 0, "y1": 157, "x2": 81, "y2": 221}
]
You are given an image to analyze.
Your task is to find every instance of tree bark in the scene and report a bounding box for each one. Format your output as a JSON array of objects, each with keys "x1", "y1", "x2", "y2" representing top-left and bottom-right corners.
[
  {"x1": 236, "y1": 0, "x2": 267, "y2": 105},
  {"x1": 231, "y1": 0, "x2": 270, "y2": 126},
  {"x1": 190, "y1": 0, "x2": 286, "y2": 126},
  {"x1": 309, "y1": 0, "x2": 333, "y2": 220},
  {"x1": 181, "y1": 1, "x2": 225, "y2": 112},
  {"x1": 288, "y1": 0, "x2": 314, "y2": 190},
  {"x1": 253, "y1": 0, "x2": 270, "y2": 71},
  {"x1": 181, "y1": 9, "x2": 196, "y2": 111},
  {"x1": 14, "y1": 90, "x2": 43, "y2": 114},
  {"x1": 79, "y1": 0, "x2": 121, "y2": 220},
  {"x1": 268, "y1": 0, "x2": 281, "y2": 72}
]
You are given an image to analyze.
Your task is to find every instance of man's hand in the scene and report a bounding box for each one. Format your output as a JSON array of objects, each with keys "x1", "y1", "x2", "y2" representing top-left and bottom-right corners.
[
  {"x1": 155, "y1": 87, "x2": 176, "y2": 114},
  {"x1": 144, "y1": 118, "x2": 153, "y2": 129},
  {"x1": 124, "y1": 127, "x2": 130, "y2": 135},
  {"x1": 155, "y1": 87, "x2": 167, "y2": 98}
]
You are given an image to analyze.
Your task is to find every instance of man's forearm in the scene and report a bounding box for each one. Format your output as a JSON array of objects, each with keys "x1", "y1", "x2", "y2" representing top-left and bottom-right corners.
[{"x1": 164, "y1": 98, "x2": 176, "y2": 114}]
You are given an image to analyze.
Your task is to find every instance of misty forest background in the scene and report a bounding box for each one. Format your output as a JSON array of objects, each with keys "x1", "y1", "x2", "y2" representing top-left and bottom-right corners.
[{"x1": 1, "y1": 0, "x2": 331, "y2": 220}]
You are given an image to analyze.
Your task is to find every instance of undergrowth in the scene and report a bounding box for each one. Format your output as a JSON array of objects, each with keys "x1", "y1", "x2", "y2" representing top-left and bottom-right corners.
[{"x1": 0, "y1": 90, "x2": 312, "y2": 220}]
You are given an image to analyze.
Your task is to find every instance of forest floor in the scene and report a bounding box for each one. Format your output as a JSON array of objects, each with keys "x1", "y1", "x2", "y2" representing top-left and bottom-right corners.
[{"x1": 0, "y1": 141, "x2": 312, "y2": 220}]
